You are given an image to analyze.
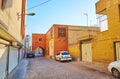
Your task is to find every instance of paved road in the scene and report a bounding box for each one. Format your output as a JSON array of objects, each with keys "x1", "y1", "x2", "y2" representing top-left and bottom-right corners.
[{"x1": 6, "y1": 57, "x2": 118, "y2": 79}]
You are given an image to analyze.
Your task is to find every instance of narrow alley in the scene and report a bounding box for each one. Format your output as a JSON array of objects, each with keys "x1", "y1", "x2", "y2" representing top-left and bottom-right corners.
[{"x1": 6, "y1": 57, "x2": 118, "y2": 79}]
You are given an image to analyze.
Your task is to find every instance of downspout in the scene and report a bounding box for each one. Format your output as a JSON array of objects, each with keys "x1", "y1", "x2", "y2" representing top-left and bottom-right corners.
[
  {"x1": 6, "y1": 42, "x2": 11, "y2": 75},
  {"x1": 18, "y1": 48, "x2": 20, "y2": 64},
  {"x1": 18, "y1": 46, "x2": 22, "y2": 64}
]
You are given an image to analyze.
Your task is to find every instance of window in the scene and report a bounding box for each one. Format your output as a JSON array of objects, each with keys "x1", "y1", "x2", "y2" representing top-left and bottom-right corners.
[
  {"x1": 58, "y1": 28, "x2": 66, "y2": 38},
  {"x1": 97, "y1": 14, "x2": 108, "y2": 31},
  {"x1": 1, "y1": 0, "x2": 7, "y2": 9},
  {"x1": 50, "y1": 31, "x2": 53, "y2": 38},
  {"x1": 39, "y1": 38, "x2": 42, "y2": 41},
  {"x1": 62, "y1": 52, "x2": 70, "y2": 55}
]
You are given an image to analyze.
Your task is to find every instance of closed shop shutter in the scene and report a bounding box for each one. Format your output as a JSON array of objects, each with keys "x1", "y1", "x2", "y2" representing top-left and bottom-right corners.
[
  {"x1": 0, "y1": 44, "x2": 8, "y2": 79},
  {"x1": 81, "y1": 43, "x2": 92, "y2": 62},
  {"x1": 18, "y1": 48, "x2": 23, "y2": 63},
  {"x1": 9, "y1": 46, "x2": 18, "y2": 73},
  {"x1": 19, "y1": 49, "x2": 22, "y2": 60}
]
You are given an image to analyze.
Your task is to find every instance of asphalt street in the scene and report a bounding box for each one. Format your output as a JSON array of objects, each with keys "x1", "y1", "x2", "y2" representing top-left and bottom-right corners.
[{"x1": 6, "y1": 57, "x2": 118, "y2": 79}]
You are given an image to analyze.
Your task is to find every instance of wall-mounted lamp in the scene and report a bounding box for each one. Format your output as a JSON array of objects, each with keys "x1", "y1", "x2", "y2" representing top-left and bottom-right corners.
[
  {"x1": 17, "y1": 12, "x2": 35, "y2": 20},
  {"x1": 25, "y1": 13, "x2": 35, "y2": 16}
]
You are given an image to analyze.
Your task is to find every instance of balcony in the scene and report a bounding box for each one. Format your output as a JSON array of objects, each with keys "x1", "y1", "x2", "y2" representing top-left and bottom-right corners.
[{"x1": 96, "y1": 0, "x2": 107, "y2": 14}]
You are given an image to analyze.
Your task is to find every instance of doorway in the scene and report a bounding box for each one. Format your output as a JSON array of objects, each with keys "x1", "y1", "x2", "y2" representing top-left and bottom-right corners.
[
  {"x1": 35, "y1": 47, "x2": 44, "y2": 56},
  {"x1": 114, "y1": 42, "x2": 120, "y2": 60},
  {"x1": 81, "y1": 43, "x2": 92, "y2": 62}
]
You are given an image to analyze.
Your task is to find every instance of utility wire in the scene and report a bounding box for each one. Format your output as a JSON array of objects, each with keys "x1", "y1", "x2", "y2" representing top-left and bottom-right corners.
[{"x1": 27, "y1": 0, "x2": 52, "y2": 10}]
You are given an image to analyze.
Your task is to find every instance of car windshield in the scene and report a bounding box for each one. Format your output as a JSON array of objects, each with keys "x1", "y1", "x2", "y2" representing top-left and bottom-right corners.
[
  {"x1": 62, "y1": 52, "x2": 70, "y2": 55},
  {"x1": 29, "y1": 51, "x2": 33, "y2": 54}
]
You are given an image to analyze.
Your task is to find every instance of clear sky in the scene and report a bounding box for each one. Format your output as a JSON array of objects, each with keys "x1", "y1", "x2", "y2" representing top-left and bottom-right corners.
[{"x1": 26, "y1": 0, "x2": 98, "y2": 35}]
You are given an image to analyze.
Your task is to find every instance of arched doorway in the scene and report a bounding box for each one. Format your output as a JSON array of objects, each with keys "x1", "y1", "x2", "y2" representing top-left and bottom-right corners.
[{"x1": 35, "y1": 47, "x2": 45, "y2": 56}]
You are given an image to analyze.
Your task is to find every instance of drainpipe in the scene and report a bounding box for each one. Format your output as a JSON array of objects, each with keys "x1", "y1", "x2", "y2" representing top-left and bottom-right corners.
[
  {"x1": 18, "y1": 48, "x2": 20, "y2": 64},
  {"x1": 18, "y1": 46, "x2": 22, "y2": 64},
  {"x1": 6, "y1": 43, "x2": 11, "y2": 75}
]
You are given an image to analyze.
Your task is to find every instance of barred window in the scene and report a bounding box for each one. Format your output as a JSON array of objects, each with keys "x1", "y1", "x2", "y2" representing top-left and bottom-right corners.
[{"x1": 58, "y1": 28, "x2": 66, "y2": 37}]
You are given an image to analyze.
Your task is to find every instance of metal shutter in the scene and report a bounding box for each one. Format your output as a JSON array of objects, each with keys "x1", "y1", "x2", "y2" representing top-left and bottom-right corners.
[
  {"x1": 0, "y1": 44, "x2": 8, "y2": 79},
  {"x1": 9, "y1": 46, "x2": 18, "y2": 73}
]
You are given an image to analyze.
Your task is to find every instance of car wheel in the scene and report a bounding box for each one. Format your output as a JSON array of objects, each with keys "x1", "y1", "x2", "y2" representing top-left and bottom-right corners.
[
  {"x1": 26, "y1": 55, "x2": 28, "y2": 58},
  {"x1": 112, "y1": 68, "x2": 120, "y2": 78},
  {"x1": 69, "y1": 60, "x2": 72, "y2": 62},
  {"x1": 33, "y1": 55, "x2": 35, "y2": 58},
  {"x1": 59, "y1": 58, "x2": 62, "y2": 62}
]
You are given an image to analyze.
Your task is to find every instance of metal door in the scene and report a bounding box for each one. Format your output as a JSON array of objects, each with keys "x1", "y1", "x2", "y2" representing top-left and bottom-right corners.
[
  {"x1": 81, "y1": 43, "x2": 92, "y2": 62},
  {"x1": 9, "y1": 46, "x2": 18, "y2": 73},
  {"x1": 115, "y1": 42, "x2": 120, "y2": 60}
]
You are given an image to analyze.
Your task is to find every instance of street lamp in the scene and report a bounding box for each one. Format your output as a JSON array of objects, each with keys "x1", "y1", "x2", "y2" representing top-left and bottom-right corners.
[
  {"x1": 25, "y1": 13, "x2": 35, "y2": 16},
  {"x1": 17, "y1": 12, "x2": 35, "y2": 20},
  {"x1": 83, "y1": 13, "x2": 88, "y2": 26}
]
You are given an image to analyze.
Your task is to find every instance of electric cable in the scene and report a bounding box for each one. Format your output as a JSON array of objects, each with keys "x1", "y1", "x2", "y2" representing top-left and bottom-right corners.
[{"x1": 27, "y1": 0, "x2": 52, "y2": 10}]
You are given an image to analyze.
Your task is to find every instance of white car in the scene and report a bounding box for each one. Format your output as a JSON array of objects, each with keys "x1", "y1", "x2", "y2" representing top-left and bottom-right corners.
[
  {"x1": 108, "y1": 60, "x2": 120, "y2": 77},
  {"x1": 55, "y1": 51, "x2": 72, "y2": 62}
]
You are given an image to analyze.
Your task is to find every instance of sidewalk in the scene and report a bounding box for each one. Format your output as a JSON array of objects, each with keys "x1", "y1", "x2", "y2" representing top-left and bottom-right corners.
[{"x1": 5, "y1": 59, "x2": 28, "y2": 79}]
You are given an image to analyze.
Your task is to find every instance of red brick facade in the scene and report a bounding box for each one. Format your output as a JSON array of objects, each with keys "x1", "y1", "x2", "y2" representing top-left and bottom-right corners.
[
  {"x1": 32, "y1": 24, "x2": 68, "y2": 58},
  {"x1": 32, "y1": 34, "x2": 46, "y2": 55},
  {"x1": 53, "y1": 25, "x2": 68, "y2": 56}
]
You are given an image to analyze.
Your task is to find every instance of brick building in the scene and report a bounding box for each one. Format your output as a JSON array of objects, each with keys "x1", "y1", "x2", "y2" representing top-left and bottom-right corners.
[{"x1": 32, "y1": 24, "x2": 100, "y2": 59}]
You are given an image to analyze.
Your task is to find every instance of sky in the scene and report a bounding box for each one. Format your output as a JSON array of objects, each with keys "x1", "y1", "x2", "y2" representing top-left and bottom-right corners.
[{"x1": 26, "y1": 0, "x2": 98, "y2": 35}]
